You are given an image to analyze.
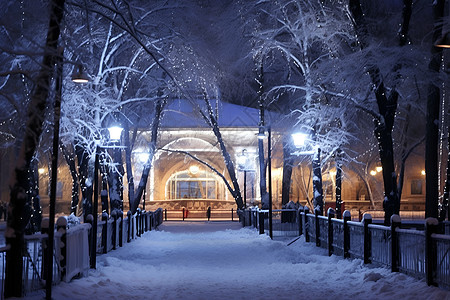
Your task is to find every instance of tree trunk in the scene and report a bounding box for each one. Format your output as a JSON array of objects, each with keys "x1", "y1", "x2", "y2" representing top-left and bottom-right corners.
[
  {"x1": 425, "y1": 0, "x2": 444, "y2": 219},
  {"x1": 61, "y1": 143, "x2": 80, "y2": 214},
  {"x1": 5, "y1": 0, "x2": 65, "y2": 297},
  {"x1": 281, "y1": 137, "x2": 294, "y2": 206},
  {"x1": 124, "y1": 123, "x2": 137, "y2": 211},
  {"x1": 312, "y1": 147, "x2": 324, "y2": 215},
  {"x1": 131, "y1": 98, "x2": 165, "y2": 213},
  {"x1": 75, "y1": 143, "x2": 93, "y2": 217},
  {"x1": 205, "y1": 99, "x2": 244, "y2": 209},
  {"x1": 335, "y1": 149, "x2": 342, "y2": 219},
  {"x1": 108, "y1": 147, "x2": 124, "y2": 213},
  {"x1": 349, "y1": 0, "x2": 402, "y2": 225}
]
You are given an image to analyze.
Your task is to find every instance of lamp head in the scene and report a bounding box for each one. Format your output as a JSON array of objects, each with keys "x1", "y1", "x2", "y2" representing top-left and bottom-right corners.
[
  {"x1": 291, "y1": 132, "x2": 307, "y2": 148},
  {"x1": 435, "y1": 32, "x2": 450, "y2": 48},
  {"x1": 108, "y1": 126, "x2": 123, "y2": 141},
  {"x1": 71, "y1": 64, "x2": 89, "y2": 83}
]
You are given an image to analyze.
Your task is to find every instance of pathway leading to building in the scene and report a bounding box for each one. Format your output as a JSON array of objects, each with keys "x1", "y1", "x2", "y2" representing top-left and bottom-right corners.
[{"x1": 26, "y1": 221, "x2": 449, "y2": 300}]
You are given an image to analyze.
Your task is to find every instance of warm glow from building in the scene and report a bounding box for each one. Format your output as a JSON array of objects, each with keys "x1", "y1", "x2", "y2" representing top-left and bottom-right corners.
[
  {"x1": 370, "y1": 170, "x2": 377, "y2": 176},
  {"x1": 189, "y1": 165, "x2": 199, "y2": 174},
  {"x1": 421, "y1": 170, "x2": 426, "y2": 176},
  {"x1": 38, "y1": 168, "x2": 45, "y2": 174},
  {"x1": 376, "y1": 166, "x2": 382, "y2": 173}
]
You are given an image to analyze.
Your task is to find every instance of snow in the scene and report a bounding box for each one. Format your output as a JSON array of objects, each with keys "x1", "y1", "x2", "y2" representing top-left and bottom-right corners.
[{"x1": 24, "y1": 221, "x2": 449, "y2": 300}]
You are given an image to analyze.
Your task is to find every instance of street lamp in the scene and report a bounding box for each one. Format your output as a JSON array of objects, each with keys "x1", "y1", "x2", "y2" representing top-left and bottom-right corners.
[
  {"x1": 90, "y1": 124, "x2": 124, "y2": 269},
  {"x1": 47, "y1": 51, "x2": 88, "y2": 299},
  {"x1": 237, "y1": 149, "x2": 256, "y2": 209},
  {"x1": 259, "y1": 127, "x2": 273, "y2": 239},
  {"x1": 291, "y1": 132, "x2": 324, "y2": 215}
]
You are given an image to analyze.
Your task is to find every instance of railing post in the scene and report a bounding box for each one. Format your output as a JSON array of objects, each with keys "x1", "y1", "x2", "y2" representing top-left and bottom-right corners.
[
  {"x1": 102, "y1": 212, "x2": 108, "y2": 254},
  {"x1": 259, "y1": 211, "x2": 265, "y2": 234},
  {"x1": 231, "y1": 208, "x2": 234, "y2": 221},
  {"x1": 165, "y1": 209, "x2": 167, "y2": 221},
  {"x1": 118, "y1": 211, "x2": 123, "y2": 247},
  {"x1": 149, "y1": 212, "x2": 153, "y2": 231},
  {"x1": 127, "y1": 211, "x2": 132, "y2": 243},
  {"x1": 56, "y1": 216, "x2": 68, "y2": 281},
  {"x1": 363, "y1": 213, "x2": 372, "y2": 264},
  {"x1": 304, "y1": 207, "x2": 310, "y2": 243},
  {"x1": 298, "y1": 207, "x2": 303, "y2": 236},
  {"x1": 182, "y1": 208, "x2": 185, "y2": 221},
  {"x1": 315, "y1": 209, "x2": 320, "y2": 247},
  {"x1": 41, "y1": 218, "x2": 50, "y2": 280},
  {"x1": 137, "y1": 209, "x2": 141, "y2": 237},
  {"x1": 112, "y1": 211, "x2": 117, "y2": 250},
  {"x1": 390, "y1": 214, "x2": 401, "y2": 272},
  {"x1": 343, "y1": 210, "x2": 351, "y2": 258},
  {"x1": 327, "y1": 208, "x2": 335, "y2": 256},
  {"x1": 425, "y1": 218, "x2": 439, "y2": 286}
]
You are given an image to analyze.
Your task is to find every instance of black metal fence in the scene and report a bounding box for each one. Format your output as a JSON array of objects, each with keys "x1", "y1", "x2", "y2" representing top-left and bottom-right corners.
[{"x1": 240, "y1": 207, "x2": 450, "y2": 290}]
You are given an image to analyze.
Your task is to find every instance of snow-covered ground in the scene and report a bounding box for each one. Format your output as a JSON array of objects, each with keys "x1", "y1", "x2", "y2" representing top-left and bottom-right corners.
[{"x1": 25, "y1": 221, "x2": 450, "y2": 300}]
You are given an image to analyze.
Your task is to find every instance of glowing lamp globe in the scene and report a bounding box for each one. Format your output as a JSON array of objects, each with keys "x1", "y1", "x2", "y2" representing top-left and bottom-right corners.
[
  {"x1": 291, "y1": 132, "x2": 307, "y2": 148},
  {"x1": 108, "y1": 126, "x2": 123, "y2": 141}
]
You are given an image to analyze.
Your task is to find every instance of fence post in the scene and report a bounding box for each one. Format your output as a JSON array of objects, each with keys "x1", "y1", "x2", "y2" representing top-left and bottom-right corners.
[
  {"x1": 363, "y1": 213, "x2": 372, "y2": 264},
  {"x1": 165, "y1": 209, "x2": 167, "y2": 221},
  {"x1": 390, "y1": 214, "x2": 401, "y2": 272},
  {"x1": 298, "y1": 207, "x2": 303, "y2": 236},
  {"x1": 343, "y1": 210, "x2": 351, "y2": 258},
  {"x1": 56, "y1": 217, "x2": 67, "y2": 281},
  {"x1": 207, "y1": 206, "x2": 211, "y2": 221},
  {"x1": 118, "y1": 211, "x2": 123, "y2": 247},
  {"x1": 150, "y1": 212, "x2": 154, "y2": 231},
  {"x1": 315, "y1": 209, "x2": 320, "y2": 247},
  {"x1": 259, "y1": 211, "x2": 265, "y2": 234},
  {"x1": 327, "y1": 208, "x2": 335, "y2": 256},
  {"x1": 102, "y1": 212, "x2": 108, "y2": 254},
  {"x1": 425, "y1": 218, "x2": 438, "y2": 286},
  {"x1": 112, "y1": 211, "x2": 117, "y2": 250},
  {"x1": 143, "y1": 211, "x2": 147, "y2": 232},
  {"x1": 85, "y1": 214, "x2": 95, "y2": 269},
  {"x1": 231, "y1": 208, "x2": 234, "y2": 221},
  {"x1": 182, "y1": 208, "x2": 185, "y2": 221},
  {"x1": 304, "y1": 207, "x2": 310, "y2": 243},
  {"x1": 41, "y1": 218, "x2": 50, "y2": 280},
  {"x1": 127, "y1": 211, "x2": 132, "y2": 243},
  {"x1": 137, "y1": 209, "x2": 141, "y2": 237}
]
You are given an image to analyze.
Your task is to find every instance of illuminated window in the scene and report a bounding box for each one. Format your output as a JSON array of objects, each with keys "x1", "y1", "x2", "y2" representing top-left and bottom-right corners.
[
  {"x1": 411, "y1": 179, "x2": 423, "y2": 195},
  {"x1": 166, "y1": 170, "x2": 222, "y2": 200}
]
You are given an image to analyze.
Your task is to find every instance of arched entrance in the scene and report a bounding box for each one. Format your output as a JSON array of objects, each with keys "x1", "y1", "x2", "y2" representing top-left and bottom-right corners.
[{"x1": 163, "y1": 168, "x2": 234, "y2": 210}]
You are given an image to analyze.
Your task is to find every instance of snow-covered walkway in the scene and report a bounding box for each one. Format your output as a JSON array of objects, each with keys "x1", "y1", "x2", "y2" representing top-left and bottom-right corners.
[{"x1": 26, "y1": 221, "x2": 449, "y2": 300}]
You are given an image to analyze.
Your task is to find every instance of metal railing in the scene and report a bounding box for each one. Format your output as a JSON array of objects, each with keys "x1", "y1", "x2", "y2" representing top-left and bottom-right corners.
[{"x1": 240, "y1": 207, "x2": 450, "y2": 290}]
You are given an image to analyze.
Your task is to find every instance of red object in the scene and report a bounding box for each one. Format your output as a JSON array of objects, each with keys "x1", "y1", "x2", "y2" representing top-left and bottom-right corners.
[{"x1": 325, "y1": 202, "x2": 345, "y2": 215}]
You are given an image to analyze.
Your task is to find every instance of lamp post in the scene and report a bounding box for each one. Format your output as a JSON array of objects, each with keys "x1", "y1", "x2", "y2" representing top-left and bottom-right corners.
[
  {"x1": 258, "y1": 127, "x2": 273, "y2": 239},
  {"x1": 237, "y1": 149, "x2": 257, "y2": 209},
  {"x1": 90, "y1": 124, "x2": 123, "y2": 269},
  {"x1": 47, "y1": 51, "x2": 88, "y2": 299},
  {"x1": 291, "y1": 132, "x2": 324, "y2": 215}
]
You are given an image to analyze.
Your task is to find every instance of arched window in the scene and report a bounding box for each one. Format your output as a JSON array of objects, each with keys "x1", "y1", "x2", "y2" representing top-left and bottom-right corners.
[{"x1": 165, "y1": 169, "x2": 223, "y2": 200}]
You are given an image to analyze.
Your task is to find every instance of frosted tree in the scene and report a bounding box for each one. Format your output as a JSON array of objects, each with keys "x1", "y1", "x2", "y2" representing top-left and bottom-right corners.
[{"x1": 250, "y1": 0, "x2": 358, "y2": 215}]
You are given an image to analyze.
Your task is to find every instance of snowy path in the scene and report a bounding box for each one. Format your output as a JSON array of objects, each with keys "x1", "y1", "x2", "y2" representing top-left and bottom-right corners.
[{"x1": 26, "y1": 221, "x2": 449, "y2": 300}]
